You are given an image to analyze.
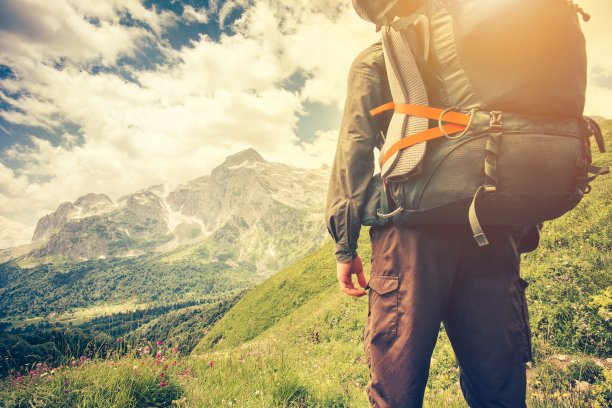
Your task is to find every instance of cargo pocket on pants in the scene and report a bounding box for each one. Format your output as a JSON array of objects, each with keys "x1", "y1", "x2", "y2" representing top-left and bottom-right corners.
[
  {"x1": 515, "y1": 277, "x2": 533, "y2": 363},
  {"x1": 367, "y1": 275, "x2": 399, "y2": 335}
]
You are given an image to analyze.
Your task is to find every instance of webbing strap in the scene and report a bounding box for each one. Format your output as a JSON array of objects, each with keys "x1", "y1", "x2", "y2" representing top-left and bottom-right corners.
[
  {"x1": 469, "y1": 185, "x2": 489, "y2": 247},
  {"x1": 584, "y1": 117, "x2": 606, "y2": 153},
  {"x1": 370, "y1": 102, "x2": 471, "y2": 125},
  {"x1": 381, "y1": 123, "x2": 466, "y2": 166}
]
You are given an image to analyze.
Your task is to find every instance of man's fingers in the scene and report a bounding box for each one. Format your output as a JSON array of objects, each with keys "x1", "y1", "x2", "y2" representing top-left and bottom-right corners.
[
  {"x1": 338, "y1": 277, "x2": 367, "y2": 297},
  {"x1": 341, "y1": 286, "x2": 367, "y2": 297},
  {"x1": 336, "y1": 257, "x2": 367, "y2": 297},
  {"x1": 356, "y1": 271, "x2": 367, "y2": 289},
  {"x1": 352, "y1": 256, "x2": 367, "y2": 288}
]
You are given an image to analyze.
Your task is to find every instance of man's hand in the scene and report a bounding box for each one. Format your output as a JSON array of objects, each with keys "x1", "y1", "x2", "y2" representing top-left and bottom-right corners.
[{"x1": 337, "y1": 255, "x2": 367, "y2": 297}]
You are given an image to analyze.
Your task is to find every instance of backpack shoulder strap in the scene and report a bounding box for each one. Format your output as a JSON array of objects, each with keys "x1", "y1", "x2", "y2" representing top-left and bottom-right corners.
[{"x1": 380, "y1": 14, "x2": 429, "y2": 181}]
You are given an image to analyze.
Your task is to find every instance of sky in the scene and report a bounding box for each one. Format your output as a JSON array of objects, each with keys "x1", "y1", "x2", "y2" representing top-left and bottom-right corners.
[{"x1": 0, "y1": 0, "x2": 611, "y2": 249}]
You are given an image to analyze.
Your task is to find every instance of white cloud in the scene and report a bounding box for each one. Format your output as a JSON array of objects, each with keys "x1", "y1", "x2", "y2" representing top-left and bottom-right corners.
[
  {"x1": 581, "y1": 0, "x2": 612, "y2": 117},
  {"x1": 0, "y1": 0, "x2": 175, "y2": 67},
  {"x1": 183, "y1": 5, "x2": 209, "y2": 24},
  {"x1": 0, "y1": 216, "x2": 34, "y2": 248}
]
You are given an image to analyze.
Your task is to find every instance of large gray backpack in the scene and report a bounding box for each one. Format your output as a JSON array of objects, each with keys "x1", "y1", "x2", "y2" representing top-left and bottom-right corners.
[{"x1": 358, "y1": 0, "x2": 608, "y2": 246}]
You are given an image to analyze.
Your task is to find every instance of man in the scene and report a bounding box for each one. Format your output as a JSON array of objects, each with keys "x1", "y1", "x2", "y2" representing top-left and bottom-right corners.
[{"x1": 325, "y1": 1, "x2": 537, "y2": 406}]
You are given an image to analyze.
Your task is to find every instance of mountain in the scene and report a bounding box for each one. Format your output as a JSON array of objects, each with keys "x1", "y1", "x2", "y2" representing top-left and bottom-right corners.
[{"x1": 11, "y1": 149, "x2": 329, "y2": 274}]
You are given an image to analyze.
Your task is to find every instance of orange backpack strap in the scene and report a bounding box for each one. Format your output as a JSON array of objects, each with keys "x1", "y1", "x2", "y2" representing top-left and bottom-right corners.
[
  {"x1": 381, "y1": 124, "x2": 466, "y2": 165},
  {"x1": 370, "y1": 102, "x2": 472, "y2": 167},
  {"x1": 370, "y1": 102, "x2": 471, "y2": 124}
]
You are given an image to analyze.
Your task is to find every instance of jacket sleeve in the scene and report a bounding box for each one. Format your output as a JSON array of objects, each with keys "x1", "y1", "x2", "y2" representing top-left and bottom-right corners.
[{"x1": 325, "y1": 44, "x2": 390, "y2": 263}]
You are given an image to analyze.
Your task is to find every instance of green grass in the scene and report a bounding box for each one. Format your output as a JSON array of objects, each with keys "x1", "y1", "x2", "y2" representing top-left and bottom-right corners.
[{"x1": 191, "y1": 240, "x2": 341, "y2": 352}]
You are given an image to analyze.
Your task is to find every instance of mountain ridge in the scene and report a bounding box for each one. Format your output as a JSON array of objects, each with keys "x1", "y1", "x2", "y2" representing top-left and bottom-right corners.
[{"x1": 2, "y1": 148, "x2": 330, "y2": 275}]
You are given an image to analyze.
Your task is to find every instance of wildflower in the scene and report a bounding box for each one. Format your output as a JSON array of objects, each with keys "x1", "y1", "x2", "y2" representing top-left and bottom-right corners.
[
  {"x1": 80, "y1": 356, "x2": 86, "y2": 363},
  {"x1": 143, "y1": 346, "x2": 150, "y2": 355},
  {"x1": 209, "y1": 361, "x2": 214, "y2": 368},
  {"x1": 172, "y1": 361, "x2": 177, "y2": 366},
  {"x1": 160, "y1": 380, "x2": 167, "y2": 388},
  {"x1": 157, "y1": 339, "x2": 163, "y2": 346},
  {"x1": 117, "y1": 337, "x2": 123, "y2": 343},
  {"x1": 160, "y1": 372, "x2": 165, "y2": 379},
  {"x1": 29, "y1": 370, "x2": 35, "y2": 376},
  {"x1": 172, "y1": 347, "x2": 178, "y2": 353},
  {"x1": 161, "y1": 357, "x2": 167, "y2": 363}
]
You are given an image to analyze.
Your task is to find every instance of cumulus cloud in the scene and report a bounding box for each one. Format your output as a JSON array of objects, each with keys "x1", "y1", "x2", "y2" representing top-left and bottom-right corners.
[
  {"x1": 0, "y1": 216, "x2": 34, "y2": 248},
  {"x1": 0, "y1": 0, "x2": 376, "y2": 248},
  {"x1": 0, "y1": 0, "x2": 175, "y2": 66},
  {"x1": 581, "y1": 0, "x2": 612, "y2": 117}
]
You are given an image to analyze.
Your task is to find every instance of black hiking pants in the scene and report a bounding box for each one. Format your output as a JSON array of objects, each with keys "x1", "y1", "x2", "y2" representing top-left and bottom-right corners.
[{"x1": 364, "y1": 224, "x2": 533, "y2": 408}]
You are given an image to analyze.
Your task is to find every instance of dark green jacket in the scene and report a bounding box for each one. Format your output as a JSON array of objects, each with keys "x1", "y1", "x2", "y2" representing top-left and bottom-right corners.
[{"x1": 325, "y1": 42, "x2": 392, "y2": 263}]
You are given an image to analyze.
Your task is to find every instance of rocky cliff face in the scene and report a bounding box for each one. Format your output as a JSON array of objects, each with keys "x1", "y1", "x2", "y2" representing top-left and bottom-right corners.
[
  {"x1": 25, "y1": 149, "x2": 330, "y2": 272},
  {"x1": 31, "y1": 194, "x2": 115, "y2": 242}
]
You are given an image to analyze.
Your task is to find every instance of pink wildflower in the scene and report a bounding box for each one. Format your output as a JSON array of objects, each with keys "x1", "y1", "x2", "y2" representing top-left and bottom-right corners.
[
  {"x1": 160, "y1": 380, "x2": 167, "y2": 388},
  {"x1": 209, "y1": 361, "x2": 214, "y2": 368},
  {"x1": 157, "y1": 339, "x2": 163, "y2": 346}
]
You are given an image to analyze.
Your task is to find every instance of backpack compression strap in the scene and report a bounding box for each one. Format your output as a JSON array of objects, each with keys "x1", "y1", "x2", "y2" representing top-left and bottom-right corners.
[{"x1": 370, "y1": 102, "x2": 473, "y2": 167}]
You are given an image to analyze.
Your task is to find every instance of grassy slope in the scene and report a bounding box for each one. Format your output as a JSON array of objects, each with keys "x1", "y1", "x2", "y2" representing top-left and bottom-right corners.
[{"x1": 191, "y1": 238, "x2": 343, "y2": 353}]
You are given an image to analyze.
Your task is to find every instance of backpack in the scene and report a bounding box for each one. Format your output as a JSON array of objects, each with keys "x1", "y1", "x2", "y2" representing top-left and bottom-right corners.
[{"x1": 358, "y1": 0, "x2": 608, "y2": 246}]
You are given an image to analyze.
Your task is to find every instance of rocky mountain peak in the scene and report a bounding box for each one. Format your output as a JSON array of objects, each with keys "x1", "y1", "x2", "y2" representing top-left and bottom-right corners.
[
  {"x1": 73, "y1": 193, "x2": 113, "y2": 210},
  {"x1": 219, "y1": 148, "x2": 266, "y2": 169}
]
